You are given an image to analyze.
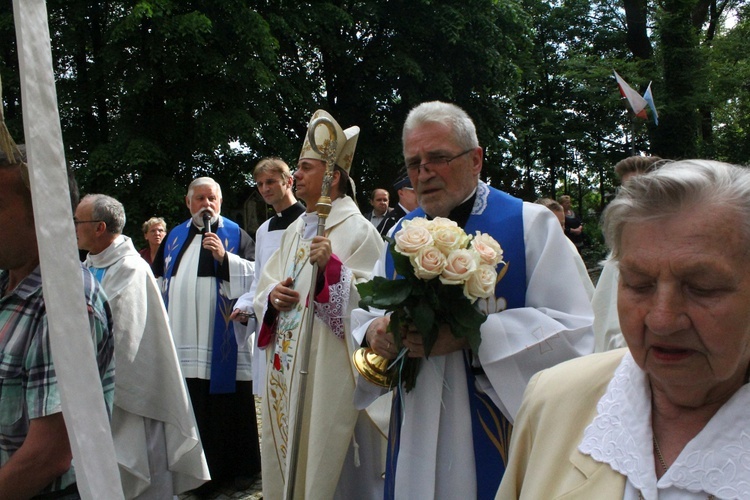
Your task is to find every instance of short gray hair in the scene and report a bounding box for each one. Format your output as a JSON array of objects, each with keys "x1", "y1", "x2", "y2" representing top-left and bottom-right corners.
[
  {"x1": 83, "y1": 194, "x2": 126, "y2": 234},
  {"x1": 603, "y1": 159, "x2": 750, "y2": 259},
  {"x1": 402, "y1": 101, "x2": 479, "y2": 154},
  {"x1": 187, "y1": 177, "x2": 222, "y2": 200},
  {"x1": 142, "y1": 216, "x2": 166, "y2": 234}
]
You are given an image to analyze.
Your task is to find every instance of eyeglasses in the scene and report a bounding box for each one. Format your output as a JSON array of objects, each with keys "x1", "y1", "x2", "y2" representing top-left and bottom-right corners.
[
  {"x1": 73, "y1": 219, "x2": 102, "y2": 226},
  {"x1": 406, "y1": 148, "x2": 474, "y2": 173}
]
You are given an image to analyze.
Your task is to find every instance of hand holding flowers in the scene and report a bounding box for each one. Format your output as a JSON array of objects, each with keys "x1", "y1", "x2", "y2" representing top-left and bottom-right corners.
[{"x1": 357, "y1": 217, "x2": 504, "y2": 391}]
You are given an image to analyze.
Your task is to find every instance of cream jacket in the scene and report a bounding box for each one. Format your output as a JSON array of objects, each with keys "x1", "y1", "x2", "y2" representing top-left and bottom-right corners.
[{"x1": 497, "y1": 349, "x2": 628, "y2": 499}]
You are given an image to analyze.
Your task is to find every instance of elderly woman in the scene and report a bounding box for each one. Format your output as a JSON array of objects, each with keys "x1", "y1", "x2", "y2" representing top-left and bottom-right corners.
[
  {"x1": 139, "y1": 216, "x2": 166, "y2": 265},
  {"x1": 498, "y1": 160, "x2": 750, "y2": 500}
]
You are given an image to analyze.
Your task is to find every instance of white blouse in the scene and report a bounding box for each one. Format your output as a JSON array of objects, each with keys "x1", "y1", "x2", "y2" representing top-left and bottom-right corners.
[{"x1": 579, "y1": 353, "x2": 750, "y2": 500}]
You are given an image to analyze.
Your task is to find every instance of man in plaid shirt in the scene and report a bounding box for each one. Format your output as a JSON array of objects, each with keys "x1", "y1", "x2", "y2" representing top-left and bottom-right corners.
[{"x1": 0, "y1": 150, "x2": 115, "y2": 498}]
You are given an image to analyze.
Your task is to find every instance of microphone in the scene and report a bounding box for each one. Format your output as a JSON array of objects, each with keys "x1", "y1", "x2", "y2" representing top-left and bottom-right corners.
[{"x1": 202, "y1": 212, "x2": 211, "y2": 236}]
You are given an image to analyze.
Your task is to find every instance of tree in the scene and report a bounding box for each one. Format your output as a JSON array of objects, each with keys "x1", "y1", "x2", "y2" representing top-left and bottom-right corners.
[
  {"x1": 1, "y1": 1, "x2": 286, "y2": 238},
  {"x1": 260, "y1": 0, "x2": 531, "y2": 201},
  {"x1": 711, "y1": 4, "x2": 750, "y2": 163},
  {"x1": 4, "y1": 0, "x2": 750, "y2": 254},
  {"x1": 0, "y1": 0, "x2": 533, "y2": 240},
  {"x1": 511, "y1": 1, "x2": 639, "y2": 204},
  {"x1": 619, "y1": 0, "x2": 748, "y2": 158}
]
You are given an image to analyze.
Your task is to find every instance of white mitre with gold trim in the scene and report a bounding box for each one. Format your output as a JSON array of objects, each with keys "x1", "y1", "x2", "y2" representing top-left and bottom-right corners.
[{"x1": 299, "y1": 109, "x2": 360, "y2": 174}]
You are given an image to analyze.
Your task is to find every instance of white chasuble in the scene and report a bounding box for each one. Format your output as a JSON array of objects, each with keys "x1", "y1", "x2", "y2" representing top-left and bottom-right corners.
[{"x1": 254, "y1": 197, "x2": 387, "y2": 500}]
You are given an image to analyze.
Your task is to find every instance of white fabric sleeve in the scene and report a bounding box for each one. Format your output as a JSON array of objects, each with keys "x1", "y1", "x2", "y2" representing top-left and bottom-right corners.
[
  {"x1": 592, "y1": 256, "x2": 626, "y2": 352},
  {"x1": 477, "y1": 203, "x2": 594, "y2": 422},
  {"x1": 220, "y1": 252, "x2": 254, "y2": 299}
]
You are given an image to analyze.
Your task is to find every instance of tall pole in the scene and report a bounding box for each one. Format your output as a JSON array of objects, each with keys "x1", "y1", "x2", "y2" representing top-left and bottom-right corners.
[
  {"x1": 285, "y1": 116, "x2": 337, "y2": 500},
  {"x1": 12, "y1": 1, "x2": 123, "y2": 497}
]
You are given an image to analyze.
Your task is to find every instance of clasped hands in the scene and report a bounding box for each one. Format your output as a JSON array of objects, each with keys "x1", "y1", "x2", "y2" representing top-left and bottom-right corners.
[{"x1": 365, "y1": 316, "x2": 468, "y2": 359}]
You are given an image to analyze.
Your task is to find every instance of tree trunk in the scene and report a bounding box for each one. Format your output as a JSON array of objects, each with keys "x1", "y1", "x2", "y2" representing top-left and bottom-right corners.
[{"x1": 623, "y1": 0, "x2": 653, "y2": 59}]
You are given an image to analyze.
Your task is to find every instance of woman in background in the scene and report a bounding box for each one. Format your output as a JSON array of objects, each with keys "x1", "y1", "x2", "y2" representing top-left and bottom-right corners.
[
  {"x1": 559, "y1": 194, "x2": 584, "y2": 253},
  {"x1": 139, "y1": 216, "x2": 166, "y2": 265}
]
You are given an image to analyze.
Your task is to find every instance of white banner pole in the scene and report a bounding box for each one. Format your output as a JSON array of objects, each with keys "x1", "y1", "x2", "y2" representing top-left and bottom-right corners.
[{"x1": 12, "y1": 1, "x2": 123, "y2": 498}]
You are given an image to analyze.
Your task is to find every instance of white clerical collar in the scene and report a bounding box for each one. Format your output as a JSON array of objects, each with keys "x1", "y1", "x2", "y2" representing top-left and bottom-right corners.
[
  {"x1": 461, "y1": 187, "x2": 478, "y2": 206},
  {"x1": 579, "y1": 352, "x2": 750, "y2": 500}
]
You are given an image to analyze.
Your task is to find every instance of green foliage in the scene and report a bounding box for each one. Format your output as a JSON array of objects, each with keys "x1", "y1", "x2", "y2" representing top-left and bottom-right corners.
[
  {"x1": 0, "y1": 0, "x2": 535, "y2": 243},
  {"x1": 650, "y1": 0, "x2": 704, "y2": 158},
  {"x1": 357, "y1": 277, "x2": 413, "y2": 309},
  {"x1": 710, "y1": 4, "x2": 750, "y2": 163},
  {"x1": 2, "y1": 0, "x2": 750, "y2": 251}
]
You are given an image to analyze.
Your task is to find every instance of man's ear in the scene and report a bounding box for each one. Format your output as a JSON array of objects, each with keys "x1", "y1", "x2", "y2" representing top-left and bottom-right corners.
[
  {"x1": 470, "y1": 147, "x2": 483, "y2": 176},
  {"x1": 185, "y1": 196, "x2": 191, "y2": 210},
  {"x1": 331, "y1": 170, "x2": 341, "y2": 192}
]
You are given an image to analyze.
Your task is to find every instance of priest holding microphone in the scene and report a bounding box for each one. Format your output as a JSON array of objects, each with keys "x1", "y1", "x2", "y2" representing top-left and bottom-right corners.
[{"x1": 152, "y1": 176, "x2": 260, "y2": 495}]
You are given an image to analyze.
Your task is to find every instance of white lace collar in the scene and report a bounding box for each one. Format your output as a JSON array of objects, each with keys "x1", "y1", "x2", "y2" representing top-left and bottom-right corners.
[
  {"x1": 578, "y1": 352, "x2": 750, "y2": 500},
  {"x1": 471, "y1": 181, "x2": 489, "y2": 215}
]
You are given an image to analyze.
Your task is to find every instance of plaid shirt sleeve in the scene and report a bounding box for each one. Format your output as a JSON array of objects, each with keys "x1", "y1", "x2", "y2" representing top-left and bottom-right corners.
[
  {"x1": 81, "y1": 267, "x2": 116, "y2": 417},
  {"x1": 0, "y1": 267, "x2": 115, "y2": 494},
  {"x1": 23, "y1": 268, "x2": 114, "y2": 420},
  {"x1": 22, "y1": 310, "x2": 61, "y2": 420}
]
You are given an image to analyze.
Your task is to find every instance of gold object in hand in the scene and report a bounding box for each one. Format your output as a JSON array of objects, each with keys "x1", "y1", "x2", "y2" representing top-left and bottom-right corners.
[{"x1": 352, "y1": 347, "x2": 394, "y2": 388}]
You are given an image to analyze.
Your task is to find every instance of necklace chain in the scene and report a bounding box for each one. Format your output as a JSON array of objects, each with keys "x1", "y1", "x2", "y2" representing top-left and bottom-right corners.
[
  {"x1": 652, "y1": 435, "x2": 669, "y2": 473},
  {"x1": 638, "y1": 435, "x2": 715, "y2": 500}
]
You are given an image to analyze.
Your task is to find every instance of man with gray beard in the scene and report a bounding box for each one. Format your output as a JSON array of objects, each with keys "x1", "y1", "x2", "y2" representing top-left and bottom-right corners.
[{"x1": 152, "y1": 177, "x2": 259, "y2": 495}]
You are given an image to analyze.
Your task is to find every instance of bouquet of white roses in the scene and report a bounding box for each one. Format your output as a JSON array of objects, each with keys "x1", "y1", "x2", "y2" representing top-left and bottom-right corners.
[{"x1": 357, "y1": 217, "x2": 504, "y2": 391}]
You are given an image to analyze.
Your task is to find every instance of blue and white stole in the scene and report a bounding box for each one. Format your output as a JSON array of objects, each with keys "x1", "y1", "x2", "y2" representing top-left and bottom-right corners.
[
  {"x1": 162, "y1": 217, "x2": 241, "y2": 394},
  {"x1": 384, "y1": 184, "x2": 526, "y2": 499}
]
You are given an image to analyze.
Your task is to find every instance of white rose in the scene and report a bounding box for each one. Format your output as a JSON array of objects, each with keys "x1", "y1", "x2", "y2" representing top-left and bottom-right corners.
[
  {"x1": 394, "y1": 223, "x2": 433, "y2": 255},
  {"x1": 471, "y1": 232, "x2": 504, "y2": 266},
  {"x1": 463, "y1": 264, "x2": 498, "y2": 302},
  {"x1": 429, "y1": 217, "x2": 458, "y2": 229},
  {"x1": 432, "y1": 225, "x2": 471, "y2": 255},
  {"x1": 403, "y1": 217, "x2": 431, "y2": 228},
  {"x1": 411, "y1": 245, "x2": 446, "y2": 279},
  {"x1": 440, "y1": 248, "x2": 479, "y2": 285}
]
